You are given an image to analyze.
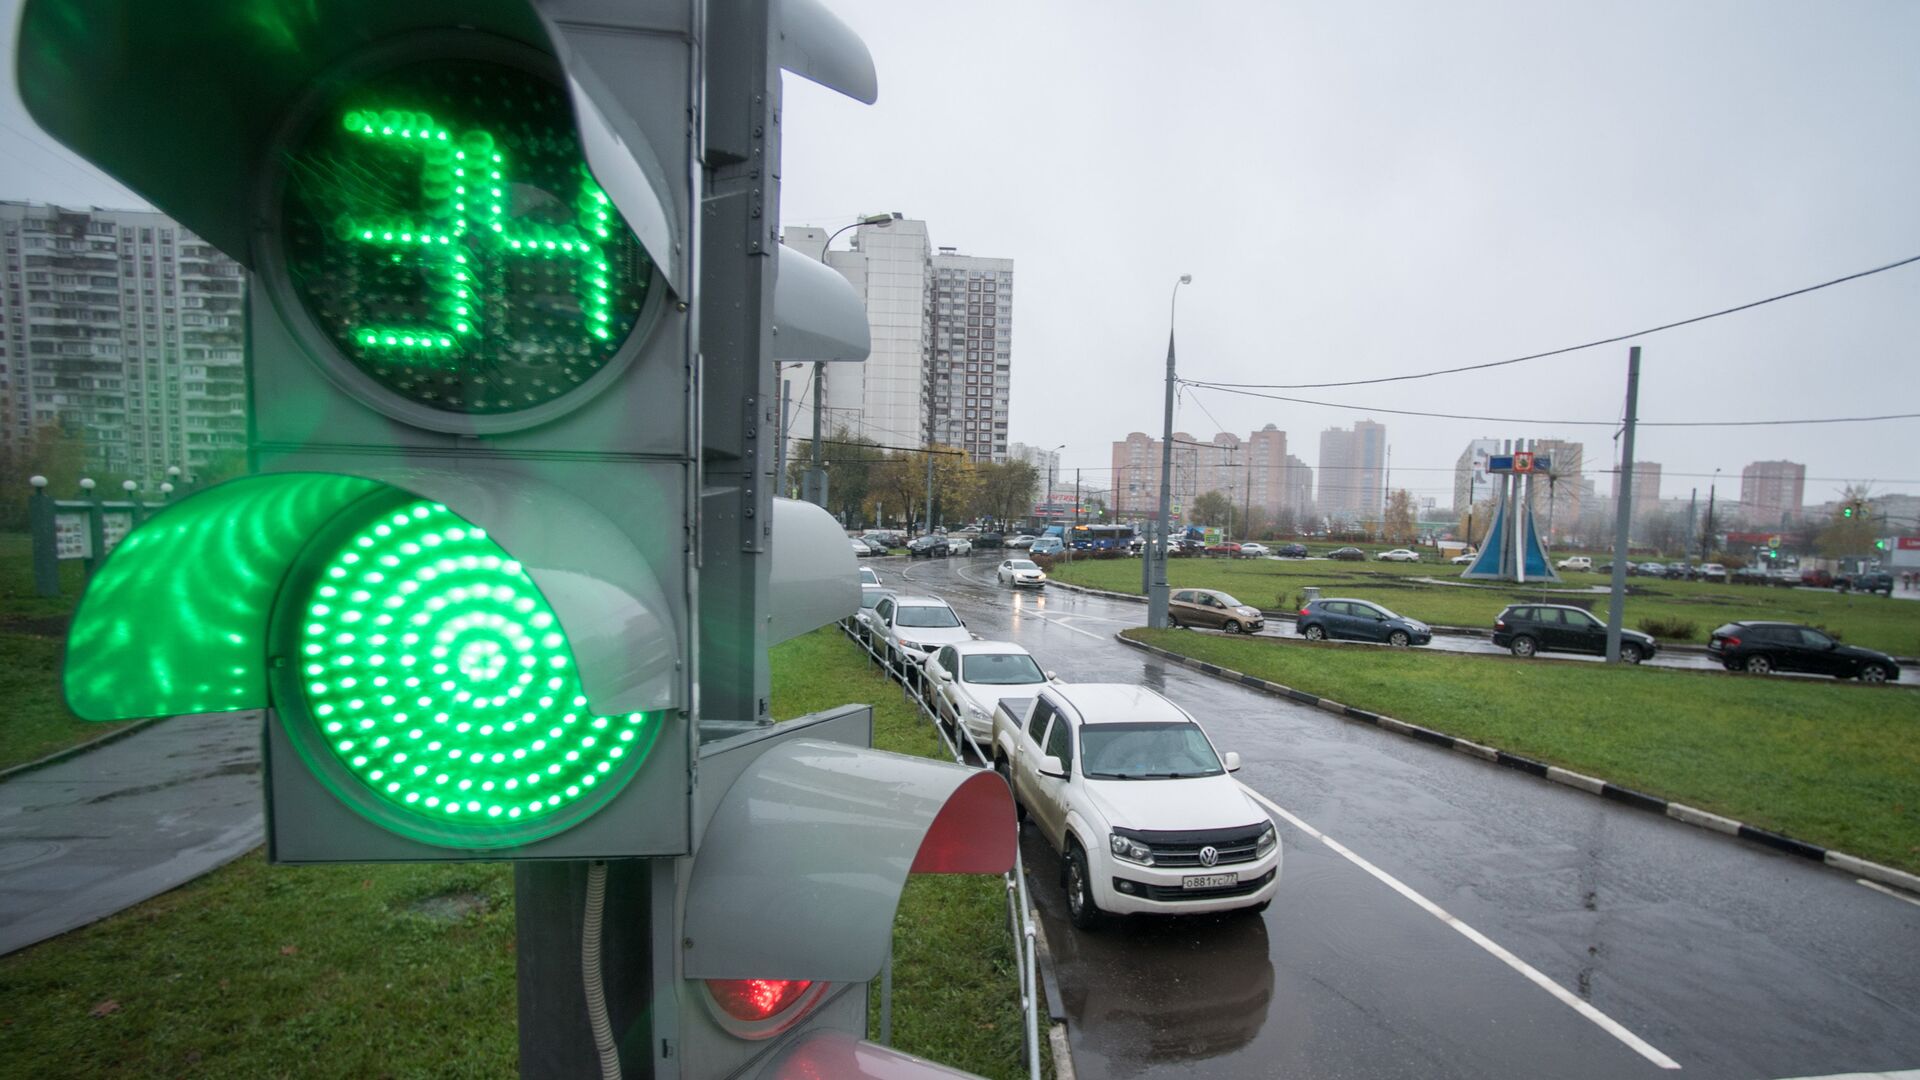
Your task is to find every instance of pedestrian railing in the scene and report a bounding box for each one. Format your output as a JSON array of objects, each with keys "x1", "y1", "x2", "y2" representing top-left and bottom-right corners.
[{"x1": 839, "y1": 618, "x2": 1044, "y2": 1080}]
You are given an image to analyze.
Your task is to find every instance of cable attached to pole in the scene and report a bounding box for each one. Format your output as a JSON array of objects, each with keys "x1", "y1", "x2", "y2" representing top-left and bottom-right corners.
[{"x1": 582, "y1": 860, "x2": 620, "y2": 1080}]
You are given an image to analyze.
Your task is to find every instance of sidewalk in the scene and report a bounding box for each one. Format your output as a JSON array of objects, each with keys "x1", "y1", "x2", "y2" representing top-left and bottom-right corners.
[{"x1": 0, "y1": 711, "x2": 262, "y2": 956}]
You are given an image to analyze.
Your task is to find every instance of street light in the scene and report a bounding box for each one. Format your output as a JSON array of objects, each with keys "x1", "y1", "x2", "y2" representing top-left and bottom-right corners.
[
  {"x1": 1147, "y1": 274, "x2": 1192, "y2": 628},
  {"x1": 800, "y1": 212, "x2": 902, "y2": 507}
]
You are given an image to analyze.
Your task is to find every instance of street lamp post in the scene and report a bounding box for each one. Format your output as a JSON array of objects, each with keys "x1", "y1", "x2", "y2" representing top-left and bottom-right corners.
[
  {"x1": 800, "y1": 212, "x2": 901, "y2": 507},
  {"x1": 1148, "y1": 275, "x2": 1192, "y2": 629}
]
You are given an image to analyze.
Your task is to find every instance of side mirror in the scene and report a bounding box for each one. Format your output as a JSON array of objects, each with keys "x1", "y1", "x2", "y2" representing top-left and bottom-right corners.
[
  {"x1": 1037, "y1": 755, "x2": 1067, "y2": 779},
  {"x1": 937, "y1": 668, "x2": 954, "y2": 681},
  {"x1": 1223, "y1": 751, "x2": 1242, "y2": 772},
  {"x1": 1045, "y1": 670, "x2": 1059, "y2": 681}
]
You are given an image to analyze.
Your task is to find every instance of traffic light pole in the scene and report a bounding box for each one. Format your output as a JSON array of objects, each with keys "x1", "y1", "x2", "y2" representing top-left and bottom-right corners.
[
  {"x1": 516, "y1": 861, "x2": 656, "y2": 1078},
  {"x1": 1605, "y1": 347, "x2": 1641, "y2": 663}
]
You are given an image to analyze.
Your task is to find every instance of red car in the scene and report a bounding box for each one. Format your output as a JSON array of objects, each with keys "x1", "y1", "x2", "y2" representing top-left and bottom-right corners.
[{"x1": 1204, "y1": 542, "x2": 1243, "y2": 558}]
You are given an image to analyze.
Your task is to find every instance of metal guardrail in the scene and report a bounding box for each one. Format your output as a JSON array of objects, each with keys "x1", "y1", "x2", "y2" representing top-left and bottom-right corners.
[{"x1": 839, "y1": 619, "x2": 1045, "y2": 1080}]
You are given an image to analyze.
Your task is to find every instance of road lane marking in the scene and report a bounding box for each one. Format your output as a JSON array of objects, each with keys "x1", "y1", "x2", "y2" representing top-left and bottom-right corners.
[
  {"x1": 1857, "y1": 879, "x2": 1920, "y2": 908},
  {"x1": 1237, "y1": 783, "x2": 1683, "y2": 1071},
  {"x1": 1766, "y1": 1071, "x2": 1920, "y2": 1080}
]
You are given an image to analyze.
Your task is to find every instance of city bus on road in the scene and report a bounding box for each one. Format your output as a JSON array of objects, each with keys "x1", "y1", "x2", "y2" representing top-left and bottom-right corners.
[{"x1": 1070, "y1": 524, "x2": 1136, "y2": 552}]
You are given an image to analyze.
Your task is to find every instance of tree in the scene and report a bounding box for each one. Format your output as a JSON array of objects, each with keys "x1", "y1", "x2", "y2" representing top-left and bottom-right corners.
[
  {"x1": 0, "y1": 421, "x2": 90, "y2": 529},
  {"x1": 1458, "y1": 497, "x2": 1499, "y2": 549},
  {"x1": 1189, "y1": 489, "x2": 1233, "y2": 527},
  {"x1": 1383, "y1": 489, "x2": 1417, "y2": 544},
  {"x1": 867, "y1": 454, "x2": 923, "y2": 529},
  {"x1": 929, "y1": 446, "x2": 977, "y2": 527},
  {"x1": 1818, "y1": 484, "x2": 1878, "y2": 557},
  {"x1": 970, "y1": 459, "x2": 1038, "y2": 527}
]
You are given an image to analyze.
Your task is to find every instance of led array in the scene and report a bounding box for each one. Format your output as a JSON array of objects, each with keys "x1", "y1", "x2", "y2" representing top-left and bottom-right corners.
[
  {"x1": 295, "y1": 500, "x2": 657, "y2": 836},
  {"x1": 280, "y1": 59, "x2": 653, "y2": 414}
]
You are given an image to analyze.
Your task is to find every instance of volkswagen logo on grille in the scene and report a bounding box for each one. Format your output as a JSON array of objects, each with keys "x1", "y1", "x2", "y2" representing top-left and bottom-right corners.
[{"x1": 1198, "y1": 845, "x2": 1219, "y2": 867}]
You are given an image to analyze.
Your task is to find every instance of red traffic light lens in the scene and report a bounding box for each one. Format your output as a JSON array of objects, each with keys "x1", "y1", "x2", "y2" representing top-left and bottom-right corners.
[{"x1": 706, "y1": 978, "x2": 815, "y2": 1023}]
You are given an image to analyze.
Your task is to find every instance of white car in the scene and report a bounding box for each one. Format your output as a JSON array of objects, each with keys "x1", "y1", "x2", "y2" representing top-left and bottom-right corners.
[
  {"x1": 859, "y1": 566, "x2": 882, "y2": 589},
  {"x1": 1376, "y1": 549, "x2": 1421, "y2": 562},
  {"x1": 870, "y1": 594, "x2": 973, "y2": 672},
  {"x1": 1450, "y1": 550, "x2": 1478, "y2": 565},
  {"x1": 1007, "y1": 534, "x2": 1037, "y2": 549},
  {"x1": 997, "y1": 558, "x2": 1048, "y2": 587},
  {"x1": 925, "y1": 641, "x2": 1053, "y2": 745},
  {"x1": 849, "y1": 586, "x2": 894, "y2": 642},
  {"x1": 947, "y1": 537, "x2": 973, "y2": 556},
  {"x1": 1557, "y1": 556, "x2": 1593, "y2": 572},
  {"x1": 991, "y1": 684, "x2": 1280, "y2": 929},
  {"x1": 1238, "y1": 542, "x2": 1271, "y2": 557}
]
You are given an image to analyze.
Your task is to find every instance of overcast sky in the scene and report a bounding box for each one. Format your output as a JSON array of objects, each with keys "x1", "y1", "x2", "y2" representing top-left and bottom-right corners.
[{"x1": 5, "y1": 1, "x2": 1916, "y2": 512}]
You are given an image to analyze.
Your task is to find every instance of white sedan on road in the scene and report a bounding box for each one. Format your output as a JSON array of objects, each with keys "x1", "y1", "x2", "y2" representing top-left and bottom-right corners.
[
  {"x1": 997, "y1": 558, "x2": 1048, "y2": 587},
  {"x1": 948, "y1": 537, "x2": 973, "y2": 556},
  {"x1": 1376, "y1": 548, "x2": 1422, "y2": 562},
  {"x1": 924, "y1": 641, "x2": 1053, "y2": 745},
  {"x1": 1238, "y1": 542, "x2": 1272, "y2": 557}
]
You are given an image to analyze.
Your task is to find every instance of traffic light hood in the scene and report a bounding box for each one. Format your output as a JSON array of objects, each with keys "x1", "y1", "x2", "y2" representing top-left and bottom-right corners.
[
  {"x1": 64, "y1": 470, "x2": 681, "y2": 723},
  {"x1": 15, "y1": 0, "x2": 686, "y2": 295}
]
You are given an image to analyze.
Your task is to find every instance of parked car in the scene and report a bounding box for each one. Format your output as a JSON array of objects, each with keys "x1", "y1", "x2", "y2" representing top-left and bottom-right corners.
[
  {"x1": 870, "y1": 594, "x2": 972, "y2": 672},
  {"x1": 925, "y1": 641, "x2": 1054, "y2": 744},
  {"x1": 1450, "y1": 550, "x2": 1479, "y2": 565},
  {"x1": 1007, "y1": 534, "x2": 1037, "y2": 549},
  {"x1": 1326, "y1": 547, "x2": 1367, "y2": 561},
  {"x1": 850, "y1": 587, "x2": 894, "y2": 642},
  {"x1": 1031, "y1": 536, "x2": 1066, "y2": 557},
  {"x1": 850, "y1": 537, "x2": 877, "y2": 556},
  {"x1": 1596, "y1": 561, "x2": 1636, "y2": 575},
  {"x1": 1171, "y1": 538, "x2": 1207, "y2": 557},
  {"x1": 1238, "y1": 542, "x2": 1272, "y2": 557},
  {"x1": 1296, "y1": 598, "x2": 1431, "y2": 647},
  {"x1": 1375, "y1": 548, "x2": 1421, "y2": 563},
  {"x1": 1834, "y1": 570, "x2": 1894, "y2": 596},
  {"x1": 1799, "y1": 567, "x2": 1833, "y2": 588},
  {"x1": 1168, "y1": 588, "x2": 1265, "y2": 634},
  {"x1": 976, "y1": 532, "x2": 1005, "y2": 550},
  {"x1": 990, "y1": 685, "x2": 1281, "y2": 928},
  {"x1": 859, "y1": 566, "x2": 882, "y2": 589},
  {"x1": 1556, "y1": 556, "x2": 1593, "y2": 572},
  {"x1": 862, "y1": 530, "x2": 905, "y2": 550},
  {"x1": 906, "y1": 535, "x2": 950, "y2": 558},
  {"x1": 1706, "y1": 621, "x2": 1899, "y2": 682},
  {"x1": 997, "y1": 558, "x2": 1048, "y2": 588},
  {"x1": 1204, "y1": 542, "x2": 1243, "y2": 558},
  {"x1": 1636, "y1": 562, "x2": 1668, "y2": 578},
  {"x1": 947, "y1": 537, "x2": 973, "y2": 556},
  {"x1": 1697, "y1": 562, "x2": 1728, "y2": 582},
  {"x1": 1491, "y1": 604, "x2": 1658, "y2": 663},
  {"x1": 1732, "y1": 566, "x2": 1771, "y2": 585},
  {"x1": 1275, "y1": 543, "x2": 1309, "y2": 558}
]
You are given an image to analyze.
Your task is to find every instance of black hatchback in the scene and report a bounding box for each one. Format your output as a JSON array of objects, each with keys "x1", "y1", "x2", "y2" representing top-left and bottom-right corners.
[
  {"x1": 1707, "y1": 621, "x2": 1899, "y2": 682},
  {"x1": 1275, "y1": 543, "x2": 1309, "y2": 558},
  {"x1": 1492, "y1": 604, "x2": 1658, "y2": 664}
]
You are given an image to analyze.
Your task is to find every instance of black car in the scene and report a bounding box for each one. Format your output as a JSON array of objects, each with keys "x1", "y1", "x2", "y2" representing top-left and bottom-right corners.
[
  {"x1": 1834, "y1": 571, "x2": 1894, "y2": 596},
  {"x1": 1326, "y1": 547, "x2": 1367, "y2": 561},
  {"x1": 1707, "y1": 621, "x2": 1899, "y2": 682},
  {"x1": 1275, "y1": 543, "x2": 1309, "y2": 558},
  {"x1": 975, "y1": 532, "x2": 1005, "y2": 549},
  {"x1": 1491, "y1": 604, "x2": 1658, "y2": 664},
  {"x1": 906, "y1": 535, "x2": 950, "y2": 558},
  {"x1": 1297, "y1": 598, "x2": 1432, "y2": 647}
]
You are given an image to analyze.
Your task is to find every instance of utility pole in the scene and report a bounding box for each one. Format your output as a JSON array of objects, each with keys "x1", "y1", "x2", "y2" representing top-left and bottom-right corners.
[
  {"x1": 1075, "y1": 468, "x2": 1082, "y2": 526},
  {"x1": 1149, "y1": 275, "x2": 1190, "y2": 629},
  {"x1": 1606, "y1": 347, "x2": 1642, "y2": 663},
  {"x1": 1701, "y1": 479, "x2": 1718, "y2": 564},
  {"x1": 804, "y1": 361, "x2": 828, "y2": 506}
]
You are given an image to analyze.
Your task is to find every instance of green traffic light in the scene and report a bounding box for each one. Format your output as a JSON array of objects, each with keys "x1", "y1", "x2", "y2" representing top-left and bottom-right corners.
[
  {"x1": 281, "y1": 58, "x2": 655, "y2": 416},
  {"x1": 288, "y1": 499, "x2": 661, "y2": 846},
  {"x1": 1843, "y1": 506, "x2": 1855, "y2": 518}
]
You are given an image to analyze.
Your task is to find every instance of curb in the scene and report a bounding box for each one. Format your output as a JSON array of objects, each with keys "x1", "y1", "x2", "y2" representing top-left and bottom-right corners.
[
  {"x1": 0, "y1": 714, "x2": 172, "y2": 782},
  {"x1": 1115, "y1": 632, "x2": 1920, "y2": 898}
]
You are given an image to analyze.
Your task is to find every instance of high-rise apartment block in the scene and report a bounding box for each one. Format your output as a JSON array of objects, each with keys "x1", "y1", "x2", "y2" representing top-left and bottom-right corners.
[
  {"x1": 1628, "y1": 460, "x2": 1662, "y2": 521},
  {"x1": 1527, "y1": 438, "x2": 1585, "y2": 538},
  {"x1": 1741, "y1": 460, "x2": 1806, "y2": 527},
  {"x1": 777, "y1": 220, "x2": 1012, "y2": 465},
  {"x1": 0, "y1": 202, "x2": 245, "y2": 484},
  {"x1": 1316, "y1": 420, "x2": 1387, "y2": 523},
  {"x1": 1453, "y1": 438, "x2": 1501, "y2": 513},
  {"x1": 1110, "y1": 426, "x2": 1312, "y2": 521}
]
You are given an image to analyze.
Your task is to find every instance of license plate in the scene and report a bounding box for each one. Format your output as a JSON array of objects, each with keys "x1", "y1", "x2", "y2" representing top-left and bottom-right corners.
[{"x1": 1182, "y1": 873, "x2": 1238, "y2": 890}]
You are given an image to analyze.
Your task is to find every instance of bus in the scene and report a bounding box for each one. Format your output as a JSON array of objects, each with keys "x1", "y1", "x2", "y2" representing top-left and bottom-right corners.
[{"x1": 1069, "y1": 524, "x2": 1136, "y2": 552}]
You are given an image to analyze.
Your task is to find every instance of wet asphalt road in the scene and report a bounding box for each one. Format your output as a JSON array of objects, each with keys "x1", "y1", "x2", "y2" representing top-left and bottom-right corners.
[{"x1": 881, "y1": 556, "x2": 1920, "y2": 1080}]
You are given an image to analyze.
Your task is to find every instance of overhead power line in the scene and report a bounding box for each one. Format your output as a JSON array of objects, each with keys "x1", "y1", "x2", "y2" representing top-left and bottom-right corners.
[{"x1": 1186, "y1": 251, "x2": 1920, "y2": 391}]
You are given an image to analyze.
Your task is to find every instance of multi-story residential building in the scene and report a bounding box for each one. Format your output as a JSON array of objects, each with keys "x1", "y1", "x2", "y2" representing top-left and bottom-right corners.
[
  {"x1": 1453, "y1": 437, "x2": 1501, "y2": 513},
  {"x1": 1527, "y1": 438, "x2": 1585, "y2": 540},
  {"x1": 1110, "y1": 427, "x2": 1312, "y2": 522},
  {"x1": 1741, "y1": 460, "x2": 1806, "y2": 528},
  {"x1": 1626, "y1": 460, "x2": 1662, "y2": 521},
  {"x1": 775, "y1": 221, "x2": 1013, "y2": 465},
  {"x1": 1283, "y1": 454, "x2": 1313, "y2": 516},
  {"x1": 0, "y1": 201, "x2": 245, "y2": 485},
  {"x1": 1316, "y1": 420, "x2": 1386, "y2": 523}
]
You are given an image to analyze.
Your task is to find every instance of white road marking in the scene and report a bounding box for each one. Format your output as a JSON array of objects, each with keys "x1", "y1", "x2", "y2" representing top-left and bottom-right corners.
[
  {"x1": 1237, "y1": 783, "x2": 1683, "y2": 1071},
  {"x1": 1765, "y1": 1071, "x2": 1920, "y2": 1080},
  {"x1": 1857, "y1": 879, "x2": 1920, "y2": 908}
]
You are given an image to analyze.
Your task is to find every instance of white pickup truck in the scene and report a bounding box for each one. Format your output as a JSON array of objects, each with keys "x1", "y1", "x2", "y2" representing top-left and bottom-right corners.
[{"x1": 989, "y1": 683, "x2": 1280, "y2": 929}]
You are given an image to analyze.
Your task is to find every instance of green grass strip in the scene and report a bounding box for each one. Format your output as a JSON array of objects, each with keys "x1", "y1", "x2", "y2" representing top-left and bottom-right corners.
[
  {"x1": 0, "y1": 626, "x2": 1029, "y2": 1079},
  {"x1": 1126, "y1": 627, "x2": 1920, "y2": 874}
]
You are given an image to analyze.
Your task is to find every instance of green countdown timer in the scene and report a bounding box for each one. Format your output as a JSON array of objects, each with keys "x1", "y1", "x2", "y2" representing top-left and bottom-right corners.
[
  {"x1": 280, "y1": 58, "x2": 654, "y2": 415},
  {"x1": 290, "y1": 499, "x2": 662, "y2": 847}
]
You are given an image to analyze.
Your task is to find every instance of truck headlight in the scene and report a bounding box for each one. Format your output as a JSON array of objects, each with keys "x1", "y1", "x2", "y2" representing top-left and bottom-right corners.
[
  {"x1": 1109, "y1": 834, "x2": 1153, "y2": 866},
  {"x1": 1254, "y1": 823, "x2": 1277, "y2": 856}
]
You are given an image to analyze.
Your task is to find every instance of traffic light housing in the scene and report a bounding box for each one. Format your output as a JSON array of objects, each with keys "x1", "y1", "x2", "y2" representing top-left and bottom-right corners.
[{"x1": 1844, "y1": 505, "x2": 1856, "y2": 518}]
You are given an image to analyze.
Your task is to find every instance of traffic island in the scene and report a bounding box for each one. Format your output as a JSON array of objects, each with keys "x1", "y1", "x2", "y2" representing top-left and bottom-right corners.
[{"x1": 1116, "y1": 627, "x2": 1920, "y2": 894}]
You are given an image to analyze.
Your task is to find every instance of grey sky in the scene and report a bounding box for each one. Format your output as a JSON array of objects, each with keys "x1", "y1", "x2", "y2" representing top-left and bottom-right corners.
[{"x1": 6, "y1": 1, "x2": 1917, "y2": 511}]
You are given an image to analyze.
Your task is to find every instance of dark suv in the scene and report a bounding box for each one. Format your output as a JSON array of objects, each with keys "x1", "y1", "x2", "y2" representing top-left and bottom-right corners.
[
  {"x1": 1707, "y1": 621, "x2": 1899, "y2": 682},
  {"x1": 1492, "y1": 604, "x2": 1658, "y2": 664},
  {"x1": 1833, "y1": 570, "x2": 1894, "y2": 596},
  {"x1": 1275, "y1": 543, "x2": 1309, "y2": 558},
  {"x1": 1297, "y1": 599, "x2": 1431, "y2": 646}
]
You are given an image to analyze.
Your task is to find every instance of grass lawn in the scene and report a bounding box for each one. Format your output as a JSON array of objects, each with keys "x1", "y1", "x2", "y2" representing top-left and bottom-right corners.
[
  {"x1": 1051, "y1": 553, "x2": 1920, "y2": 655},
  {"x1": 1126, "y1": 627, "x2": 1920, "y2": 873},
  {"x1": 0, "y1": 626, "x2": 1031, "y2": 1079}
]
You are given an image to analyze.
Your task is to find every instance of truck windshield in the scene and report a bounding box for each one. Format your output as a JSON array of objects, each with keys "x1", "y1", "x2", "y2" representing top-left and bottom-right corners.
[
  {"x1": 961, "y1": 653, "x2": 1045, "y2": 685},
  {"x1": 896, "y1": 605, "x2": 960, "y2": 628},
  {"x1": 1080, "y1": 722, "x2": 1223, "y2": 780}
]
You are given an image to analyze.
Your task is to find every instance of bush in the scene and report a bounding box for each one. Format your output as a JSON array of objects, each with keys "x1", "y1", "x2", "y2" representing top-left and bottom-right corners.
[
  {"x1": 1637, "y1": 616, "x2": 1697, "y2": 640},
  {"x1": 1030, "y1": 553, "x2": 1055, "y2": 572}
]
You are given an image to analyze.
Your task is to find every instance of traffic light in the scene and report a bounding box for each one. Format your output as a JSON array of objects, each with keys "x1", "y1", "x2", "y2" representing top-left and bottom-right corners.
[
  {"x1": 1875, "y1": 538, "x2": 1889, "y2": 551},
  {"x1": 1844, "y1": 505, "x2": 1856, "y2": 518},
  {"x1": 23, "y1": 0, "x2": 1016, "y2": 1074}
]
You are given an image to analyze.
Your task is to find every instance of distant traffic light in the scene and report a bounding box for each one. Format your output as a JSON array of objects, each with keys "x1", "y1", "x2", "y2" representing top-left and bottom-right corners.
[
  {"x1": 1844, "y1": 505, "x2": 1856, "y2": 518},
  {"x1": 1875, "y1": 538, "x2": 1888, "y2": 550}
]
